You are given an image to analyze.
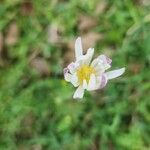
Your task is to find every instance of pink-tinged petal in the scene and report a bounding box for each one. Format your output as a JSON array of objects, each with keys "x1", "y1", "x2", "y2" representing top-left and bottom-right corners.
[
  {"x1": 63, "y1": 67, "x2": 72, "y2": 82},
  {"x1": 75, "y1": 37, "x2": 83, "y2": 60},
  {"x1": 105, "y1": 68, "x2": 125, "y2": 80},
  {"x1": 65, "y1": 62, "x2": 79, "y2": 75},
  {"x1": 87, "y1": 74, "x2": 96, "y2": 91},
  {"x1": 73, "y1": 86, "x2": 84, "y2": 99},
  {"x1": 67, "y1": 62, "x2": 77, "y2": 74},
  {"x1": 68, "y1": 62, "x2": 75, "y2": 71},
  {"x1": 91, "y1": 54, "x2": 112, "y2": 73},
  {"x1": 91, "y1": 58, "x2": 105, "y2": 75},
  {"x1": 105, "y1": 56, "x2": 112, "y2": 65},
  {"x1": 99, "y1": 74, "x2": 108, "y2": 89},
  {"x1": 97, "y1": 55, "x2": 112, "y2": 70},
  {"x1": 64, "y1": 73, "x2": 72, "y2": 82},
  {"x1": 63, "y1": 67, "x2": 69, "y2": 75},
  {"x1": 98, "y1": 55, "x2": 112, "y2": 65}
]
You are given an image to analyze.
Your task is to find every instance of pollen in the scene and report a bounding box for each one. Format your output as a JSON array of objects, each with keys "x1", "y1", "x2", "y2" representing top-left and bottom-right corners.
[{"x1": 77, "y1": 65, "x2": 95, "y2": 84}]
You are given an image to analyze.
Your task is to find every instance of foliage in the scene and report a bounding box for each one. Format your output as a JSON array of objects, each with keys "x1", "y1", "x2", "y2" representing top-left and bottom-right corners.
[{"x1": 0, "y1": 0, "x2": 150, "y2": 149}]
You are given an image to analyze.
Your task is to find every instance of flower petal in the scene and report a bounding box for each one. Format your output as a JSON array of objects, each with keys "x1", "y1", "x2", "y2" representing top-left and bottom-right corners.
[
  {"x1": 82, "y1": 79, "x2": 88, "y2": 89},
  {"x1": 99, "y1": 74, "x2": 107, "y2": 89},
  {"x1": 75, "y1": 37, "x2": 83, "y2": 60},
  {"x1": 63, "y1": 67, "x2": 69, "y2": 75},
  {"x1": 67, "y1": 62, "x2": 79, "y2": 74},
  {"x1": 90, "y1": 58, "x2": 99, "y2": 68},
  {"x1": 87, "y1": 74, "x2": 96, "y2": 91},
  {"x1": 98, "y1": 55, "x2": 112, "y2": 65},
  {"x1": 91, "y1": 58, "x2": 105, "y2": 74},
  {"x1": 98, "y1": 55, "x2": 112, "y2": 70},
  {"x1": 91, "y1": 55, "x2": 112, "y2": 72},
  {"x1": 105, "y1": 68, "x2": 125, "y2": 80},
  {"x1": 64, "y1": 72, "x2": 72, "y2": 82},
  {"x1": 73, "y1": 86, "x2": 84, "y2": 99},
  {"x1": 67, "y1": 62, "x2": 75, "y2": 74},
  {"x1": 64, "y1": 67, "x2": 70, "y2": 81},
  {"x1": 92, "y1": 74, "x2": 108, "y2": 90},
  {"x1": 70, "y1": 74, "x2": 79, "y2": 87},
  {"x1": 76, "y1": 48, "x2": 94, "y2": 66},
  {"x1": 84, "y1": 48, "x2": 94, "y2": 65}
]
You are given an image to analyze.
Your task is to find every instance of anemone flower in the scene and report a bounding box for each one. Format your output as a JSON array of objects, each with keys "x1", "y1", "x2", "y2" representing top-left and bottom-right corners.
[{"x1": 64, "y1": 37, "x2": 125, "y2": 99}]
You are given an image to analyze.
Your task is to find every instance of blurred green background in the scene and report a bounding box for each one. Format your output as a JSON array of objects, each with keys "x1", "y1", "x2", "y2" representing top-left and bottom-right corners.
[{"x1": 0, "y1": 0, "x2": 150, "y2": 150}]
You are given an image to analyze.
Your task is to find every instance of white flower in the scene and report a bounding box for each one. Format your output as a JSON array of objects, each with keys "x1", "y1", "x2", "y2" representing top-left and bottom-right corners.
[{"x1": 64, "y1": 37, "x2": 125, "y2": 99}]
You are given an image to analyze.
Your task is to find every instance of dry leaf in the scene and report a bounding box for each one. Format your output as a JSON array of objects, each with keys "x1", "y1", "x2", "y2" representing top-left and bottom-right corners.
[
  {"x1": 81, "y1": 32, "x2": 103, "y2": 51},
  {"x1": 21, "y1": 1, "x2": 33, "y2": 16},
  {"x1": 31, "y1": 144, "x2": 42, "y2": 150},
  {"x1": 47, "y1": 24, "x2": 60, "y2": 44},
  {"x1": 0, "y1": 32, "x2": 4, "y2": 57},
  {"x1": 95, "y1": 0, "x2": 107, "y2": 15},
  {"x1": 0, "y1": 32, "x2": 5, "y2": 66},
  {"x1": 5, "y1": 22, "x2": 19, "y2": 46},
  {"x1": 129, "y1": 63, "x2": 143, "y2": 74},
  {"x1": 78, "y1": 15, "x2": 97, "y2": 32},
  {"x1": 101, "y1": 47, "x2": 114, "y2": 58},
  {"x1": 31, "y1": 57, "x2": 50, "y2": 76},
  {"x1": 63, "y1": 45, "x2": 75, "y2": 67},
  {"x1": 15, "y1": 112, "x2": 36, "y2": 140},
  {"x1": 21, "y1": 112, "x2": 35, "y2": 127},
  {"x1": 138, "y1": 0, "x2": 150, "y2": 6},
  {"x1": 129, "y1": 92, "x2": 140, "y2": 102},
  {"x1": 17, "y1": 145, "x2": 29, "y2": 150}
]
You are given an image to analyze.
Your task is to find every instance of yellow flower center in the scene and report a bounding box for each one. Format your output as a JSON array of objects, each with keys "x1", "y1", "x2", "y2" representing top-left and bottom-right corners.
[{"x1": 77, "y1": 65, "x2": 95, "y2": 84}]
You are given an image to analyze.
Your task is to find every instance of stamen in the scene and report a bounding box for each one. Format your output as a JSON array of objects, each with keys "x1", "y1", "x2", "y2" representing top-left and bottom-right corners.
[{"x1": 77, "y1": 65, "x2": 95, "y2": 84}]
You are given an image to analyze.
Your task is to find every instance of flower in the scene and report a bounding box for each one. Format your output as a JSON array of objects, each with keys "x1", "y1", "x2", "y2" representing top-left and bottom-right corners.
[{"x1": 64, "y1": 37, "x2": 125, "y2": 99}]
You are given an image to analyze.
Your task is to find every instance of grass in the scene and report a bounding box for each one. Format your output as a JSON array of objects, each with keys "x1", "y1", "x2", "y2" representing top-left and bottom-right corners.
[{"x1": 0, "y1": 0, "x2": 150, "y2": 149}]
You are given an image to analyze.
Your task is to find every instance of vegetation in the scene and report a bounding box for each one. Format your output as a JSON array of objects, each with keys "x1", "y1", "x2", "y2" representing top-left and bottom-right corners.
[{"x1": 0, "y1": 0, "x2": 150, "y2": 149}]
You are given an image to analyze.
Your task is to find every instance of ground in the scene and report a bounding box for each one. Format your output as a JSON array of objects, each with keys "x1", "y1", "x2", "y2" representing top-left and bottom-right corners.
[{"x1": 0, "y1": 0, "x2": 150, "y2": 150}]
